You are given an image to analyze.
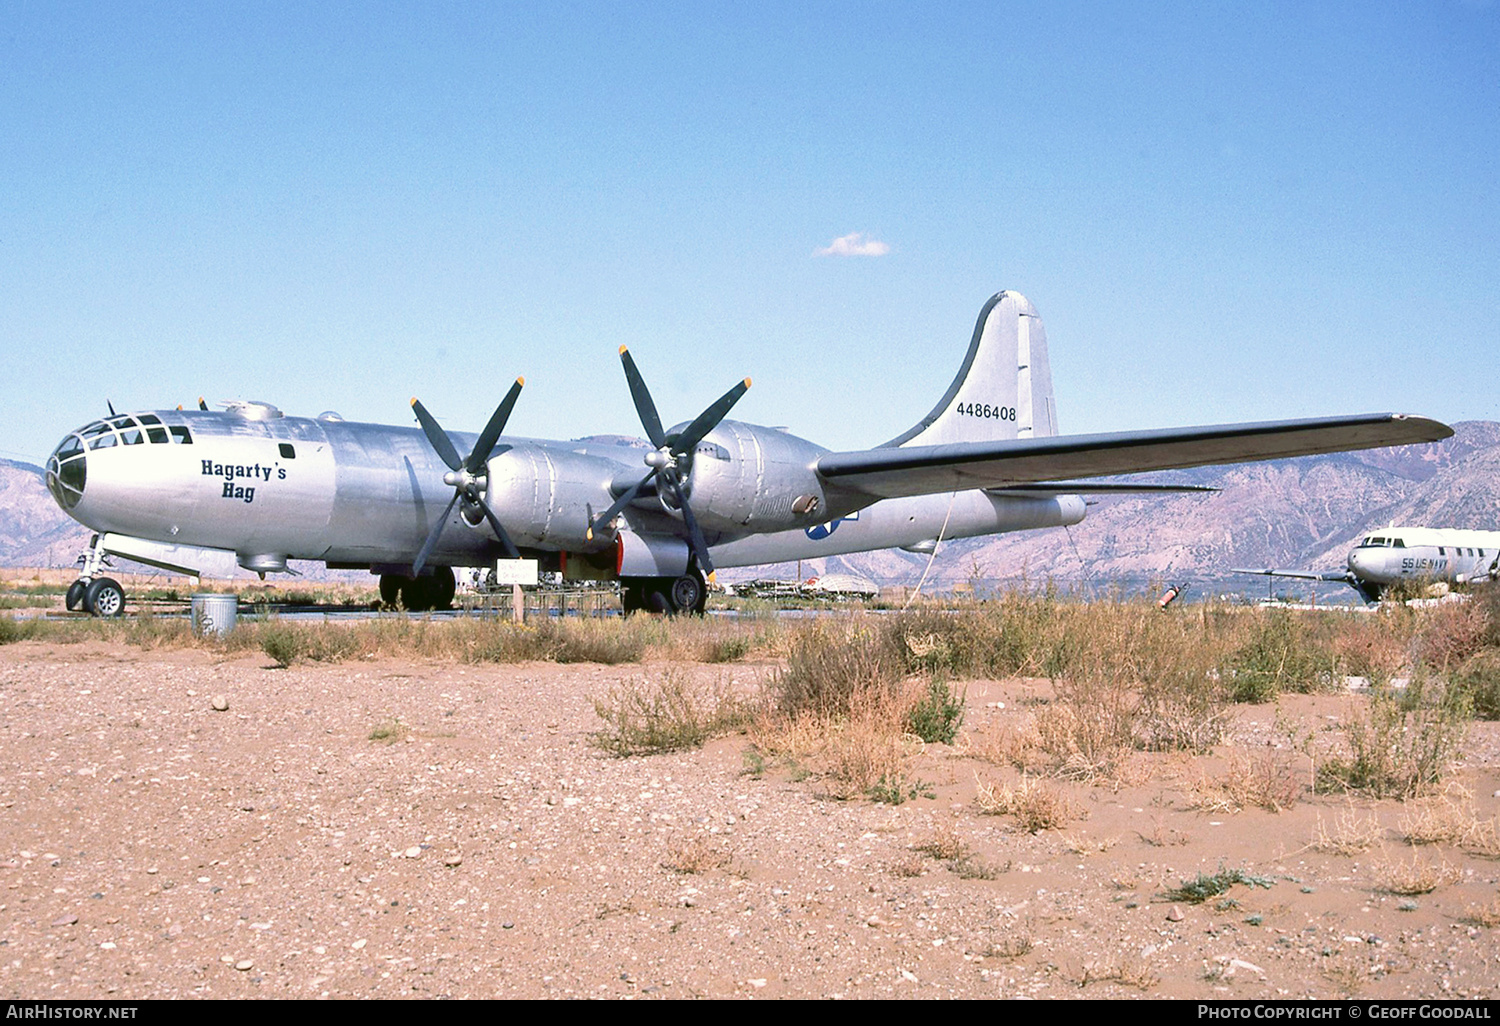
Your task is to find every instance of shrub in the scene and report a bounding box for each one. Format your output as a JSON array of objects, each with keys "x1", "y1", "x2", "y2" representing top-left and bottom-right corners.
[
  {"x1": 905, "y1": 674, "x2": 965, "y2": 744},
  {"x1": 1226, "y1": 609, "x2": 1335, "y2": 702},
  {"x1": 1450, "y1": 649, "x2": 1500, "y2": 719},
  {"x1": 259, "y1": 621, "x2": 304, "y2": 667},
  {"x1": 1319, "y1": 678, "x2": 1471, "y2": 798},
  {"x1": 590, "y1": 670, "x2": 753, "y2": 756},
  {"x1": 772, "y1": 621, "x2": 904, "y2": 720}
]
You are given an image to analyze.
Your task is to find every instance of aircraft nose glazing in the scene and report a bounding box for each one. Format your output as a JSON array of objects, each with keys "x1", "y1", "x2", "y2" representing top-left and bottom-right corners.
[{"x1": 46, "y1": 430, "x2": 88, "y2": 510}]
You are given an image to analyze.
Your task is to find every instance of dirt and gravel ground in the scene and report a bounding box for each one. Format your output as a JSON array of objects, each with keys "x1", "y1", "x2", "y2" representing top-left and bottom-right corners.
[{"x1": 2, "y1": 639, "x2": 1499, "y2": 1000}]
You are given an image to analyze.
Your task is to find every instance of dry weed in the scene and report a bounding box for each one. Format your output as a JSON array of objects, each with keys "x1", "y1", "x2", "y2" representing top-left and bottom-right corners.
[
  {"x1": 1075, "y1": 956, "x2": 1158, "y2": 990},
  {"x1": 1135, "y1": 814, "x2": 1192, "y2": 847},
  {"x1": 661, "y1": 834, "x2": 731, "y2": 875},
  {"x1": 1061, "y1": 832, "x2": 1118, "y2": 856},
  {"x1": 1374, "y1": 849, "x2": 1463, "y2": 895},
  {"x1": 912, "y1": 828, "x2": 968, "y2": 861},
  {"x1": 980, "y1": 927, "x2": 1035, "y2": 959},
  {"x1": 1401, "y1": 786, "x2": 1479, "y2": 846},
  {"x1": 1460, "y1": 896, "x2": 1500, "y2": 928},
  {"x1": 887, "y1": 852, "x2": 927, "y2": 878},
  {"x1": 1305, "y1": 806, "x2": 1383, "y2": 856},
  {"x1": 1190, "y1": 750, "x2": 1301, "y2": 813},
  {"x1": 974, "y1": 773, "x2": 1079, "y2": 832}
]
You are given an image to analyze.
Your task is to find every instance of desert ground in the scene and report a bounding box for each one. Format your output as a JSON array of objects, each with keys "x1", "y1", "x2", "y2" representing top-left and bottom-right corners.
[{"x1": 2, "y1": 629, "x2": 1499, "y2": 1001}]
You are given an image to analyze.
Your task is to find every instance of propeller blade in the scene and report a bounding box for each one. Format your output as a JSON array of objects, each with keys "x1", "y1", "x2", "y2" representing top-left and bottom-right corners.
[
  {"x1": 474, "y1": 497, "x2": 521, "y2": 560},
  {"x1": 466, "y1": 377, "x2": 524, "y2": 475},
  {"x1": 587, "y1": 470, "x2": 656, "y2": 540},
  {"x1": 107, "y1": 400, "x2": 117, "y2": 417},
  {"x1": 672, "y1": 378, "x2": 751, "y2": 455},
  {"x1": 671, "y1": 477, "x2": 716, "y2": 580},
  {"x1": 413, "y1": 491, "x2": 462, "y2": 577},
  {"x1": 619, "y1": 347, "x2": 668, "y2": 449},
  {"x1": 198, "y1": 398, "x2": 208, "y2": 411},
  {"x1": 410, "y1": 398, "x2": 463, "y2": 471}
]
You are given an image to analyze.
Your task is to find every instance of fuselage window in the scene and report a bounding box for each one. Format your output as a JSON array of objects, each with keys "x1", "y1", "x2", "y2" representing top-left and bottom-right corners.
[
  {"x1": 1392, "y1": 539, "x2": 1405, "y2": 548},
  {"x1": 169, "y1": 426, "x2": 193, "y2": 444},
  {"x1": 279, "y1": 443, "x2": 296, "y2": 459},
  {"x1": 1439, "y1": 547, "x2": 1446, "y2": 556}
]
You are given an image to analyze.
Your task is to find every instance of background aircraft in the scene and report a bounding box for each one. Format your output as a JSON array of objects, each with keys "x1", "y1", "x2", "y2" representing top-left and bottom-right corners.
[
  {"x1": 1236, "y1": 527, "x2": 1500, "y2": 604},
  {"x1": 45, "y1": 291, "x2": 1452, "y2": 616}
]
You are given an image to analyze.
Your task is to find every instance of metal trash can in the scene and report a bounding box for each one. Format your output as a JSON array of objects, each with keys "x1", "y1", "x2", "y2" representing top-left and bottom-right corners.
[{"x1": 191, "y1": 593, "x2": 238, "y2": 638}]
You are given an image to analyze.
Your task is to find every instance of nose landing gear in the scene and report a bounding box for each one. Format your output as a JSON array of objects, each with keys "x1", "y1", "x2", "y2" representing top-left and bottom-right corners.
[{"x1": 67, "y1": 536, "x2": 127, "y2": 617}]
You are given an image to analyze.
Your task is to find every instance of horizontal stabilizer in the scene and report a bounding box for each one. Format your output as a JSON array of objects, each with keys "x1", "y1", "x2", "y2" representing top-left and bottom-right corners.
[{"x1": 817, "y1": 413, "x2": 1452, "y2": 501}]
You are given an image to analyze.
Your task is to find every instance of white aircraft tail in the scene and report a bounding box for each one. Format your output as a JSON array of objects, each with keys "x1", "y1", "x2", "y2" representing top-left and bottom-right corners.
[{"x1": 884, "y1": 290, "x2": 1058, "y2": 448}]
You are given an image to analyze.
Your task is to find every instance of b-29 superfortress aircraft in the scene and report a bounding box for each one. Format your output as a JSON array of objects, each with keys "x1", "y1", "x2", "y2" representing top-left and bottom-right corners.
[{"x1": 45, "y1": 291, "x2": 1452, "y2": 616}]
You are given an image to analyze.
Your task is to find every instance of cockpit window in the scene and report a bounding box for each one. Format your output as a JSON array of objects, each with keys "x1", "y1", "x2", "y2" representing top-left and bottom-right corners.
[
  {"x1": 146, "y1": 426, "x2": 168, "y2": 443},
  {"x1": 121, "y1": 426, "x2": 144, "y2": 445},
  {"x1": 90, "y1": 434, "x2": 117, "y2": 449},
  {"x1": 56, "y1": 437, "x2": 84, "y2": 461},
  {"x1": 1392, "y1": 539, "x2": 1405, "y2": 548},
  {"x1": 138, "y1": 414, "x2": 162, "y2": 426},
  {"x1": 169, "y1": 425, "x2": 192, "y2": 444},
  {"x1": 82, "y1": 422, "x2": 111, "y2": 439},
  {"x1": 109, "y1": 416, "x2": 136, "y2": 430}
]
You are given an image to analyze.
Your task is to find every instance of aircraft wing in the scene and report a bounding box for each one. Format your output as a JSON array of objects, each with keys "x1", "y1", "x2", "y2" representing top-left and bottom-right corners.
[
  {"x1": 816, "y1": 413, "x2": 1452, "y2": 500},
  {"x1": 1231, "y1": 568, "x2": 1355, "y2": 583}
]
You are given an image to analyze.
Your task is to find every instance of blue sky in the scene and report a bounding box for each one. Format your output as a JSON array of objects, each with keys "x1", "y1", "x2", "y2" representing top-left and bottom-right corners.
[{"x1": 4, "y1": 1, "x2": 1497, "y2": 466}]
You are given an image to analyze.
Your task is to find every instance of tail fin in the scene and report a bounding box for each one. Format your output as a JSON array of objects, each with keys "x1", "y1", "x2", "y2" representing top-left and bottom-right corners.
[{"x1": 883, "y1": 291, "x2": 1058, "y2": 448}]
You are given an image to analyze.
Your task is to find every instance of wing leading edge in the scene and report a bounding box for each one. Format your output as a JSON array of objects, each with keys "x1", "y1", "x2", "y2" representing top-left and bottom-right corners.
[{"x1": 816, "y1": 413, "x2": 1452, "y2": 500}]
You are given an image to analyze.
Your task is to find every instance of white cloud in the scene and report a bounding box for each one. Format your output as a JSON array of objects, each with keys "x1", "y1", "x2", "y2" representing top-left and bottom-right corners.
[{"x1": 814, "y1": 232, "x2": 891, "y2": 257}]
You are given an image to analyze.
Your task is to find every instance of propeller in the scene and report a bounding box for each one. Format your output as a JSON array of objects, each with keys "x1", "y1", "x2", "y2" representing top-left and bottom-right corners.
[
  {"x1": 409, "y1": 377, "x2": 525, "y2": 575},
  {"x1": 587, "y1": 346, "x2": 749, "y2": 581}
]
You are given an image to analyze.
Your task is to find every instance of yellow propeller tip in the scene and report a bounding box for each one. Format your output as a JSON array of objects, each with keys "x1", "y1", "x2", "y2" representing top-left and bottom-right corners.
[
  {"x1": 707, "y1": 571, "x2": 717, "y2": 584},
  {"x1": 516, "y1": 376, "x2": 525, "y2": 386},
  {"x1": 409, "y1": 397, "x2": 418, "y2": 406},
  {"x1": 743, "y1": 378, "x2": 752, "y2": 388},
  {"x1": 585, "y1": 528, "x2": 594, "y2": 541},
  {"x1": 619, "y1": 345, "x2": 629, "y2": 355}
]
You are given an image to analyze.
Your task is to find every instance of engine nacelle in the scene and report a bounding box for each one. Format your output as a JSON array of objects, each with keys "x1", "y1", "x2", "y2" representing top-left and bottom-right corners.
[
  {"x1": 679, "y1": 421, "x2": 843, "y2": 535},
  {"x1": 481, "y1": 444, "x2": 617, "y2": 551}
]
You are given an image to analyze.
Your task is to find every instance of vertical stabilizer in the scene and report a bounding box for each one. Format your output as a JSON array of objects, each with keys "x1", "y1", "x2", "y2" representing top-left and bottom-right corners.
[{"x1": 883, "y1": 291, "x2": 1058, "y2": 448}]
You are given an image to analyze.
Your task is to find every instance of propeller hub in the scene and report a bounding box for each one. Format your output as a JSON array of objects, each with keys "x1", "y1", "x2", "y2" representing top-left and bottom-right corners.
[{"x1": 645, "y1": 449, "x2": 671, "y2": 470}]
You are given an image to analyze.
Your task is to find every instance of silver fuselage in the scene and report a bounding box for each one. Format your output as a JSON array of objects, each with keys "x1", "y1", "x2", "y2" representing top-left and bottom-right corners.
[
  {"x1": 46, "y1": 408, "x2": 1085, "y2": 575},
  {"x1": 1345, "y1": 528, "x2": 1500, "y2": 587}
]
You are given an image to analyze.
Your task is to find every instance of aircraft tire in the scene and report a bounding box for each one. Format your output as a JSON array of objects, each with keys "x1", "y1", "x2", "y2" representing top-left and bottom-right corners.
[
  {"x1": 645, "y1": 585, "x2": 672, "y2": 615},
  {"x1": 65, "y1": 579, "x2": 87, "y2": 612},
  {"x1": 84, "y1": 577, "x2": 125, "y2": 618},
  {"x1": 399, "y1": 576, "x2": 431, "y2": 612},
  {"x1": 379, "y1": 574, "x2": 405, "y2": 608},
  {"x1": 429, "y1": 567, "x2": 456, "y2": 610},
  {"x1": 669, "y1": 571, "x2": 707, "y2": 616}
]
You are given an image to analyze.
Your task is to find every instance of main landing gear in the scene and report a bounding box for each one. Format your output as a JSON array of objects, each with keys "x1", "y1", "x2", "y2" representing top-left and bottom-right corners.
[
  {"x1": 378, "y1": 566, "x2": 457, "y2": 612},
  {"x1": 67, "y1": 536, "x2": 126, "y2": 617},
  {"x1": 620, "y1": 568, "x2": 708, "y2": 616}
]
